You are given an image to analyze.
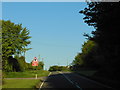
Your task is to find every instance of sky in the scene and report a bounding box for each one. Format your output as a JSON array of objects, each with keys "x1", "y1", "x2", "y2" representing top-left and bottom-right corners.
[{"x1": 2, "y1": 2, "x2": 95, "y2": 70}]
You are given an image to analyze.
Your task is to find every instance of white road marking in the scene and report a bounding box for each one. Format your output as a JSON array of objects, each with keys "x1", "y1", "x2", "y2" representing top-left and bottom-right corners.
[
  {"x1": 39, "y1": 72, "x2": 51, "y2": 90},
  {"x1": 48, "y1": 72, "x2": 51, "y2": 77},
  {"x1": 39, "y1": 81, "x2": 44, "y2": 90},
  {"x1": 76, "y1": 84, "x2": 81, "y2": 88},
  {"x1": 59, "y1": 71, "x2": 82, "y2": 90}
]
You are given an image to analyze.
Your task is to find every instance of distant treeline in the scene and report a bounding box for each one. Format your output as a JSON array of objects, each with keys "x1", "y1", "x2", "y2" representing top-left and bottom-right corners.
[
  {"x1": 4, "y1": 56, "x2": 44, "y2": 72},
  {"x1": 71, "y1": 2, "x2": 120, "y2": 80},
  {"x1": 49, "y1": 65, "x2": 69, "y2": 72},
  {"x1": 1, "y1": 20, "x2": 44, "y2": 72}
]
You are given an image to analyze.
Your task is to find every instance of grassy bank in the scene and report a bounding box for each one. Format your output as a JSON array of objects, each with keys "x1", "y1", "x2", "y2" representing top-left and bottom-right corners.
[
  {"x1": 2, "y1": 79, "x2": 40, "y2": 88},
  {"x1": 2, "y1": 70, "x2": 50, "y2": 89},
  {"x1": 4, "y1": 70, "x2": 50, "y2": 78}
]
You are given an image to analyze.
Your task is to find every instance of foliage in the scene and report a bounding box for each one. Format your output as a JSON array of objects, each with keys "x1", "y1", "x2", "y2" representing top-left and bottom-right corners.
[
  {"x1": 49, "y1": 65, "x2": 69, "y2": 72},
  {"x1": 4, "y1": 70, "x2": 49, "y2": 78},
  {"x1": 0, "y1": 20, "x2": 1, "y2": 57},
  {"x1": 71, "y1": 40, "x2": 99, "y2": 70},
  {"x1": 17, "y1": 56, "x2": 27, "y2": 72},
  {"x1": 80, "y1": 1, "x2": 120, "y2": 74},
  {"x1": 2, "y1": 20, "x2": 32, "y2": 72},
  {"x1": 37, "y1": 61, "x2": 44, "y2": 70},
  {"x1": 2, "y1": 20, "x2": 31, "y2": 58},
  {"x1": 2, "y1": 79, "x2": 40, "y2": 88},
  {"x1": 72, "y1": 2, "x2": 120, "y2": 80},
  {"x1": 27, "y1": 61, "x2": 44, "y2": 70}
]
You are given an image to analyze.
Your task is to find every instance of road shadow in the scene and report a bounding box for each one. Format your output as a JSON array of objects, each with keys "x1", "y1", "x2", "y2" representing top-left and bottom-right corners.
[{"x1": 39, "y1": 72, "x2": 112, "y2": 90}]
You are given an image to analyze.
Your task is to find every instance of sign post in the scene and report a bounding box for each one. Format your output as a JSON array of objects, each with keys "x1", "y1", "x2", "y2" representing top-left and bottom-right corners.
[{"x1": 32, "y1": 57, "x2": 39, "y2": 79}]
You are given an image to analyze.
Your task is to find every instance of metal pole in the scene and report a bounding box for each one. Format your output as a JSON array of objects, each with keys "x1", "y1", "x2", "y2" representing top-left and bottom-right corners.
[
  {"x1": 38, "y1": 55, "x2": 40, "y2": 61},
  {"x1": 35, "y1": 66, "x2": 37, "y2": 79}
]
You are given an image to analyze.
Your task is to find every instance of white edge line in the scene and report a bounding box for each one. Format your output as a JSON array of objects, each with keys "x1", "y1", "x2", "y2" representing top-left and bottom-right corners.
[
  {"x1": 48, "y1": 72, "x2": 51, "y2": 76},
  {"x1": 39, "y1": 72, "x2": 51, "y2": 90}
]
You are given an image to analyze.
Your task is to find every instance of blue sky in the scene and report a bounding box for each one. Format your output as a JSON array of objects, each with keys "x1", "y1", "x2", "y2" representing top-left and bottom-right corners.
[{"x1": 2, "y1": 2, "x2": 94, "y2": 70}]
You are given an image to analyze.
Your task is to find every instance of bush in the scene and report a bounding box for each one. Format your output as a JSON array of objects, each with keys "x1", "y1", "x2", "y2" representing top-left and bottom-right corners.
[{"x1": 49, "y1": 65, "x2": 69, "y2": 72}]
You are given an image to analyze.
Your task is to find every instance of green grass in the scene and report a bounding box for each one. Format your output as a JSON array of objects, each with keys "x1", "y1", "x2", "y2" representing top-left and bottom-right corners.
[
  {"x1": 4, "y1": 70, "x2": 50, "y2": 78},
  {"x1": 2, "y1": 79, "x2": 40, "y2": 88},
  {"x1": 2, "y1": 70, "x2": 50, "y2": 89}
]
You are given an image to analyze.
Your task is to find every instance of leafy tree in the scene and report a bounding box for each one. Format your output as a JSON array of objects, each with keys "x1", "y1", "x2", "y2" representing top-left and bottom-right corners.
[
  {"x1": 81, "y1": 40, "x2": 97, "y2": 67},
  {"x1": 8, "y1": 56, "x2": 19, "y2": 72},
  {"x1": 37, "y1": 61, "x2": 44, "y2": 70},
  {"x1": 2, "y1": 20, "x2": 31, "y2": 58},
  {"x1": 0, "y1": 20, "x2": 2, "y2": 70},
  {"x1": 79, "y1": 2, "x2": 120, "y2": 63},
  {"x1": 49, "y1": 65, "x2": 59, "y2": 71},
  {"x1": 79, "y1": 1, "x2": 120, "y2": 79},
  {"x1": 49, "y1": 65, "x2": 69, "y2": 71},
  {"x1": 71, "y1": 53, "x2": 83, "y2": 70},
  {"x1": 72, "y1": 40, "x2": 98, "y2": 70},
  {"x1": 17, "y1": 56, "x2": 27, "y2": 72},
  {"x1": 24, "y1": 62, "x2": 33, "y2": 70},
  {"x1": 2, "y1": 20, "x2": 31, "y2": 72}
]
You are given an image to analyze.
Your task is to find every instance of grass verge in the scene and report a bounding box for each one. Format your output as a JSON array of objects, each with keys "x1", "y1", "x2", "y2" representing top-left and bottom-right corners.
[
  {"x1": 2, "y1": 79, "x2": 40, "y2": 88},
  {"x1": 4, "y1": 70, "x2": 50, "y2": 78}
]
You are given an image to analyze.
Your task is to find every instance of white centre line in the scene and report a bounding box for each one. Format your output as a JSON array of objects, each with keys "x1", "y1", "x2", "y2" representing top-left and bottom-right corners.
[
  {"x1": 39, "y1": 72, "x2": 51, "y2": 90},
  {"x1": 59, "y1": 71, "x2": 82, "y2": 90}
]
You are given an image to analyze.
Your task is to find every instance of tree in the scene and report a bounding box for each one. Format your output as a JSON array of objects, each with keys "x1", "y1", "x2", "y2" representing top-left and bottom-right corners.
[
  {"x1": 37, "y1": 61, "x2": 44, "y2": 70},
  {"x1": 0, "y1": 20, "x2": 2, "y2": 70},
  {"x1": 71, "y1": 40, "x2": 99, "y2": 70},
  {"x1": 2, "y1": 20, "x2": 31, "y2": 58},
  {"x1": 71, "y1": 53, "x2": 83, "y2": 70},
  {"x1": 49, "y1": 65, "x2": 69, "y2": 71},
  {"x1": 80, "y1": 1, "x2": 120, "y2": 79},
  {"x1": 2, "y1": 20, "x2": 31, "y2": 72}
]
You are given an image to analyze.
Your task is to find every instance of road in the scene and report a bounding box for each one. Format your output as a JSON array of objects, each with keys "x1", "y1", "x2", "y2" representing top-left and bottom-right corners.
[{"x1": 39, "y1": 71, "x2": 112, "y2": 90}]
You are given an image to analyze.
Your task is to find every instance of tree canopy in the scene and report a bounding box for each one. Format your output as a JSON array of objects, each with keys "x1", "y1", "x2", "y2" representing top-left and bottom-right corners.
[
  {"x1": 72, "y1": 2, "x2": 120, "y2": 80},
  {"x1": 2, "y1": 20, "x2": 31, "y2": 58},
  {"x1": 1, "y1": 20, "x2": 32, "y2": 72}
]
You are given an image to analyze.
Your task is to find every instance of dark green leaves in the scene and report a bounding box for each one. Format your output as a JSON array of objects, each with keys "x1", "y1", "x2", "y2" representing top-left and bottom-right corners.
[
  {"x1": 2, "y1": 20, "x2": 32, "y2": 58},
  {"x1": 2, "y1": 20, "x2": 32, "y2": 72}
]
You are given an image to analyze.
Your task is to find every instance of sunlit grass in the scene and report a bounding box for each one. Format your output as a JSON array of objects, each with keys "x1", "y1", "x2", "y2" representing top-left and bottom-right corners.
[
  {"x1": 2, "y1": 79, "x2": 40, "y2": 88},
  {"x1": 4, "y1": 70, "x2": 50, "y2": 78}
]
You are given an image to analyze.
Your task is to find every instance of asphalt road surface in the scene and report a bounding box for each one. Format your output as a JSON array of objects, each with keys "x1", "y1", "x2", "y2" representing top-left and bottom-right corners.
[{"x1": 39, "y1": 71, "x2": 112, "y2": 90}]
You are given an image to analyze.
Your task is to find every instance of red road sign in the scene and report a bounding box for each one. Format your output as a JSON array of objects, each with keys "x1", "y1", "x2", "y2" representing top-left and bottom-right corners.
[
  {"x1": 34, "y1": 57, "x2": 37, "y2": 60},
  {"x1": 32, "y1": 61, "x2": 38, "y2": 66},
  {"x1": 32, "y1": 57, "x2": 38, "y2": 66}
]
